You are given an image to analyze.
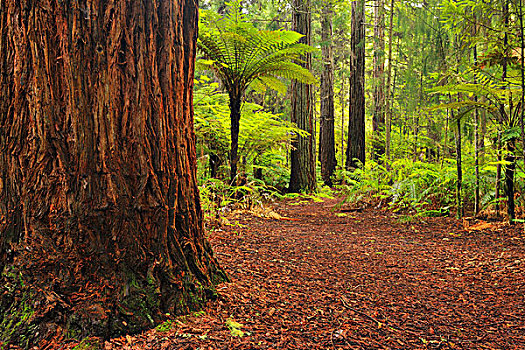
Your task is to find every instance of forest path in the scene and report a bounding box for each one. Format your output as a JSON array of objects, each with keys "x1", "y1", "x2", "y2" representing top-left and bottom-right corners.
[{"x1": 107, "y1": 198, "x2": 525, "y2": 349}]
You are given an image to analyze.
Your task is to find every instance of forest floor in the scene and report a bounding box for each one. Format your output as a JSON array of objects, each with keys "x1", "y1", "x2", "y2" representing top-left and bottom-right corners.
[{"x1": 108, "y1": 197, "x2": 524, "y2": 349}]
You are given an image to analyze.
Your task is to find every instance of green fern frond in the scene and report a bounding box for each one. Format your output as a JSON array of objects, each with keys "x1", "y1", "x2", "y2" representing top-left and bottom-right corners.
[
  {"x1": 256, "y1": 76, "x2": 287, "y2": 95},
  {"x1": 197, "y1": 3, "x2": 316, "y2": 97}
]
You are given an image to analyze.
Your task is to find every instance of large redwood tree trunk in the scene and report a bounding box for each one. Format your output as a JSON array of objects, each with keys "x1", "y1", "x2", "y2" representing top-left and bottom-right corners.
[
  {"x1": 0, "y1": 0, "x2": 226, "y2": 347},
  {"x1": 289, "y1": 0, "x2": 316, "y2": 193},
  {"x1": 346, "y1": 0, "x2": 366, "y2": 170},
  {"x1": 319, "y1": 2, "x2": 337, "y2": 187}
]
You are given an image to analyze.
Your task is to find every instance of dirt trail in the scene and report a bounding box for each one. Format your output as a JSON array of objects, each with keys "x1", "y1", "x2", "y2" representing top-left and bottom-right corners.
[{"x1": 105, "y1": 198, "x2": 525, "y2": 349}]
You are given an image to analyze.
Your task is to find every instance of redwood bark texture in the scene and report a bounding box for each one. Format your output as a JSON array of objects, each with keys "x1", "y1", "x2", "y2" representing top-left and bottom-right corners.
[
  {"x1": 346, "y1": 0, "x2": 366, "y2": 170},
  {"x1": 289, "y1": 0, "x2": 316, "y2": 193},
  {"x1": 319, "y1": 4, "x2": 336, "y2": 187},
  {"x1": 0, "y1": 0, "x2": 225, "y2": 346}
]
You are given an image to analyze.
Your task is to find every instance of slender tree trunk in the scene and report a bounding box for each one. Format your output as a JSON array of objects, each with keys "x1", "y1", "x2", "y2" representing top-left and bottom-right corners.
[
  {"x1": 372, "y1": 0, "x2": 386, "y2": 160},
  {"x1": 451, "y1": 36, "x2": 462, "y2": 218},
  {"x1": 0, "y1": 1, "x2": 226, "y2": 347},
  {"x1": 496, "y1": 128, "x2": 503, "y2": 216},
  {"x1": 519, "y1": 0, "x2": 525, "y2": 174},
  {"x1": 385, "y1": 0, "x2": 395, "y2": 166},
  {"x1": 413, "y1": 69, "x2": 424, "y2": 161},
  {"x1": 500, "y1": 0, "x2": 513, "y2": 221},
  {"x1": 505, "y1": 139, "x2": 516, "y2": 222},
  {"x1": 474, "y1": 44, "x2": 480, "y2": 215},
  {"x1": 229, "y1": 95, "x2": 242, "y2": 184},
  {"x1": 413, "y1": 114, "x2": 420, "y2": 161},
  {"x1": 319, "y1": 3, "x2": 337, "y2": 186},
  {"x1": 289, "y1": 0, "x2": 316, "y2": 192},
  {"x1": 340, "y1": 74, "x2": 346, "y2": 167},
  {"x1": 346, "y1": 0, "x2": 366, "y2": 170},
  {"x1": 209, "y1": 153, "x2": 221, "y2": 178},
  {"x1": 454, "y1": 111, "x2": 463, "y2": 219},
  {"x1": 481, "y1": 108, "x2": 486, "y2": 159},
  {"x1": 443, "y1": 107, "x2": 449, "y2": 166},
  {"x1": 474, "y1": 107, "x2": 480, "y2": 215}
]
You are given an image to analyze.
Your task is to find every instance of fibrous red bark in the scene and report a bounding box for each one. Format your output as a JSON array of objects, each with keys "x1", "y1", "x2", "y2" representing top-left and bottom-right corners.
[
  {"x1": 0, "y1": 0, "x2": 226, "y2": 347},
  {"x1": 319, "y1": 3, "x2": 337, "y2": 187},
  {"x1": 289, "y1": 0, "x2": 316, "y2": 193},
  {"x1": 346, "y1": 0, "x2": 366, "y2": 170}
]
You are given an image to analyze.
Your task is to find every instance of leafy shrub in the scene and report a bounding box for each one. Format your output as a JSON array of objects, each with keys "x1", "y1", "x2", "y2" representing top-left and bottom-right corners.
[
  {"x1": 335, "y1": 152, "x2": 502, "y2": 216},
  {"x1": 194, "y1": 76, "x2": 306, "y2": 189}
]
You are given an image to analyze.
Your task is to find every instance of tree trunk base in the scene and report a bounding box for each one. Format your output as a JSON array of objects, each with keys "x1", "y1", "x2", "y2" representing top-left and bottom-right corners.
[{"x1": 0, "y1": 243, "x2": 228, "y2": 348}]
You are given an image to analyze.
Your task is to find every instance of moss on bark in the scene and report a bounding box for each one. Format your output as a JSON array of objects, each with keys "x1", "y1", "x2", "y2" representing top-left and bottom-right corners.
[
  {"x1": 0, "y1": 269, "x2": 36, "y2": 349},
  {"x1": 0, "y1": 262, "x2": 227, "y2": 348}
]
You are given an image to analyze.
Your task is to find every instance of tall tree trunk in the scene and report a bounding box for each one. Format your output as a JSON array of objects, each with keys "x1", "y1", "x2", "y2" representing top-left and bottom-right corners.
[
  {"x1": 372, "y1": 0, "x2": 386, "y2": 160},
  {"x1": 480, "y1": 107, "x2": 486, "y2": 162},
  {"x1": 496, "y1": 128, "x2": 503, "y2": 216},
  {"x1": 0, "y1": 1, "x2": 226, "y2": 347},
  {"x1": 413, "y1": 69, "x2": 424, "y2": 161},
  {"x1": 454, "y1": 111, "x2": 464, "y2": 219},
  {"x1": 289, "y1": 0, "x2": 316, "y2": 192},
  {"x1": 413, "y1": 113, "x2": 420, "y2": 161},
  {"x1": 474, "y1": 101, "x2": 480, "y2": 215},
  {"x1": 340, "y1": 74, "x2": 346, "y2": 167},
  {"x1": 319, "y1": 2, "x2": 337, "y2": 186},
  {"x1": 520, "y1": 0, "x2": 525, "y2": 172},
  {"x1": 474, "y1": 42, "x2": 480, "y2": 215},
  {"x1": 505, "y1": 139, "x2": 516, "y2": 222},
  {"x1": 500, "y1": 0, "x2": 513, "y2": 221},
  {"x1": 442, "y1": 106, "x2": 449, "y2": 167},
  {"x1": 229, "y1": 95, "x2": 242, "y2": 184},
  {"x1": 385, "y1": 0, "x2": 395, "y2": 166},
  {"x1": 346, "y1": 0, "x2": 366, "y2": 170},
  {"x1": 493, "y1": 11, "x2": 504, "y2": 217}
]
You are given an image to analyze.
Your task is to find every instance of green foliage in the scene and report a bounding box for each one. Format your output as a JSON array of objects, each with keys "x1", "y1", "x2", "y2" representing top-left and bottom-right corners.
[
  {"x1": 194, "y1": 76, "x2": 306, "y2": 184},
  {"x1": 197, "y1": 0, "x2": 317, "y2": 183},
  {"x1": 429, "y1": 82, "x2": 522, "y2": 128},
  {"x1": 225, "y1": 318, "x2": 244, "y2": 337},
  {"x1": 155, "y1": 320, "x2": 174, "y2": 333},
  {"x1": 193, "y1": 0, "x2": 525, "y2": 222},
  {"x1": 194, "y1": 79, "x2": 230, "y2": 177},
  {"x1": 336, "y1": 153, "x2": 499, "y2": 216},
  {"x1": 198, "y1": 0, "x2": 317, "y2": 98},
  {"x1": 0, "y1": 270, "x2": 36, "y2": 348},
  {"x1": 199, "y1": 177, "x2": 285, "y2": 224}
]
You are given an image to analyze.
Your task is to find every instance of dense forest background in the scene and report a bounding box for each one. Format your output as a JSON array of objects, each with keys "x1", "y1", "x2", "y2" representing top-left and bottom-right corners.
[{"x1": 195, "y1": 0, "x2": 525, "y2": 223}]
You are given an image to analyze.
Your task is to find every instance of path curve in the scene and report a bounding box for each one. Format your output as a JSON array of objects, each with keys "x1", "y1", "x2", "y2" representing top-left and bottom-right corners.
[{"x1": 104, "y1": 198, "x2": 525, "y2": 349}]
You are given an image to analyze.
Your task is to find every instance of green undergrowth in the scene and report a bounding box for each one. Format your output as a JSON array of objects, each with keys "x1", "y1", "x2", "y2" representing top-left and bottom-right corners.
[
  {"x1": 334, "y1": 155, "x2": 509, "y2": 217},
  {"x1": 199, "y1": 175, "x2": 336, "y2": 228},
  {"x1": 200, "y1": 177, "x2": 285, "y2": 222}
]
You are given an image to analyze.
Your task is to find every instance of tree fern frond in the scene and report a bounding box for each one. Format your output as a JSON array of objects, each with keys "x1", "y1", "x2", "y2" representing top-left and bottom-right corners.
[
  {"x1": 256, "y1": 62, "x2": 317, "y2": 85},
  {"x1": 256, "y1": 76, "x2": 287, "y2": 95},
  {"x1": 197, "y1": 3, "x2": 316, "y2": 98}
]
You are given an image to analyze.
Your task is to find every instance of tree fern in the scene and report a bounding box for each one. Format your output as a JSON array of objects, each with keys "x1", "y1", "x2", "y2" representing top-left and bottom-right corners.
[{"x1": 198, "y1": 1, "x2": 317, "y2": 183}]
